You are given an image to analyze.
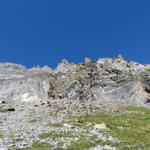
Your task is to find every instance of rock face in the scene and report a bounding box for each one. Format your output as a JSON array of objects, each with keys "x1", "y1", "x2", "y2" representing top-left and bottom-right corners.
[
  {"x1": 0, "y1": 63, "x2": 51, "y2": 105},
  {"x1": 1, "y1": 56, "x2": 150, "y2": 107},
  {"x1": 49, "y1": 55, "x2": 150, "y2": 107}
]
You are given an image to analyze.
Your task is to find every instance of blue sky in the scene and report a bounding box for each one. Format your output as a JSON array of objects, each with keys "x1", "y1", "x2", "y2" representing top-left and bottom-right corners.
[{"x1": 0, "y1": 0, "x2": 150, "y2": 68}]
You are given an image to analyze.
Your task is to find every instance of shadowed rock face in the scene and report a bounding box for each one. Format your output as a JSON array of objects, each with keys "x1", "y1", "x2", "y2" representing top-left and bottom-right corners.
[{"x1": 1, "y1": 56, "x2": 150, "y2": 107}]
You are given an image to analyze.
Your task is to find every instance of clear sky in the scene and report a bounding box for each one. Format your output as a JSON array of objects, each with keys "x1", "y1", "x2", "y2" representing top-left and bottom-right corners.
[{"x1": 0, "y1": 0, "x2": 150, "y2": 68}]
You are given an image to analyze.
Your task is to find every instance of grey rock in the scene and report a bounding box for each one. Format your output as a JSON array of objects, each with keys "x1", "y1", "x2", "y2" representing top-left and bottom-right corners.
[
  {"x1": 1, "y1": 56, "x2": 150, "y2": 107},
  {"x1": 0, "y1": 63, "x2": 51, "y2": 105},
  {"x1": 48, "y1": 56, "x2": 150, "y2": 107}
]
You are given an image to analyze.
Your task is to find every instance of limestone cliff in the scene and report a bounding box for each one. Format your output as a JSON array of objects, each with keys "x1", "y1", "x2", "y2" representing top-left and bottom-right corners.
[
  {"x1": 1, "y1": 56, "x2": 150, "y2": 107},
  {"x1": 49, "y1": 55, "x2": 150, "y2": 107},
  {"x1": 0, "y1": 63, "x2": 51, "y2": 104}
]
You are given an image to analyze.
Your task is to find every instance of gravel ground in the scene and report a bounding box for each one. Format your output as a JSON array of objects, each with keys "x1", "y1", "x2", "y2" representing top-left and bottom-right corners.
[{"x1": 0, "y1": 99, "x2": 125, "y2": 150}]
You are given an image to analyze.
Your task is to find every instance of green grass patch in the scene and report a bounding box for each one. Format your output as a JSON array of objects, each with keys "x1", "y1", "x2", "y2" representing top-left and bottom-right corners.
[
  {"x1": 0, "y1": 108, "x2": 9, "y2": 113},
  {"x1": 0, "y1": 131, "x2": 3, "y2": 138},
  {"x1": 11, "y1": 142, "x2": 52, "y2": 150},
  {"x1": 29, "y1": 119, "x2": 38, "y2": 123},
  {"x1": 67, "y1": 133, "x2": 118, "y2": 150},
  {"x1": 67, "y1": 137, "x2": 96, "y2": 150},
  {"x1": 69, "y1": 105, "x2": 150, "y2": 150},
  {"x1": 39, "y1": 131, "x2": 75, "y2": 139},
  {"x1": 48, "y1": 123, "x2": 63, "y2": 128},
  {"x1": 28, "y1": 116, "x2": 41, "y2": 123},
  {"x1": 8, "y1": 132, "x2": 16, "y2": 139}
]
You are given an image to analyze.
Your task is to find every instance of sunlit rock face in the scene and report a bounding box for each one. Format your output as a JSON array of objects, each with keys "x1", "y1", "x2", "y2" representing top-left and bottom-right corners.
[
  {"x1": 0, "y1": 63, "x2": 51, "y2": 104},
  {"x1": 1, "y1": 56, "x2": 150, "y2": 107}
]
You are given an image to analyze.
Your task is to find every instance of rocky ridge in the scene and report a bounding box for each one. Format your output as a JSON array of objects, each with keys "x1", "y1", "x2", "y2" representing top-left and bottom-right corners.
[
  {"x1": 1, "y1": 56, "x2": 150, "y2": 107},
  {"x1": 49, "y1": 55, "x2": 150, "y2": 107}
]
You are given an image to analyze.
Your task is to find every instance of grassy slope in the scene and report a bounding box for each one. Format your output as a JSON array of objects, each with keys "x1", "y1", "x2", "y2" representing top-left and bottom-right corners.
[
  {"x1": 12, "y1": 105, "x2": 150, "y2": 150},
  {"x1": 69, "y1": 105, "x2": 150, "y2": 150}
]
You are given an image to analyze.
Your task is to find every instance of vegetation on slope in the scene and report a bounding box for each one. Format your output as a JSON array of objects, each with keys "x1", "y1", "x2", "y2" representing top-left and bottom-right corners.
[{"x1": 12, "y1": 105, "x2": 150, "y2": 150}]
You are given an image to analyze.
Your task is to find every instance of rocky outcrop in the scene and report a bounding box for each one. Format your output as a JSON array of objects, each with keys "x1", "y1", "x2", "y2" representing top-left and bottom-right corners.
[
  {"x1": 1, "y1": 56, "x2": 150, "y2": 107},
  {"x1": 49, "y1": 55, "x2": 150, "y2": 107},
  {"x1": 0, "y1": 63, "x2": 51, "y2": 105}
]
